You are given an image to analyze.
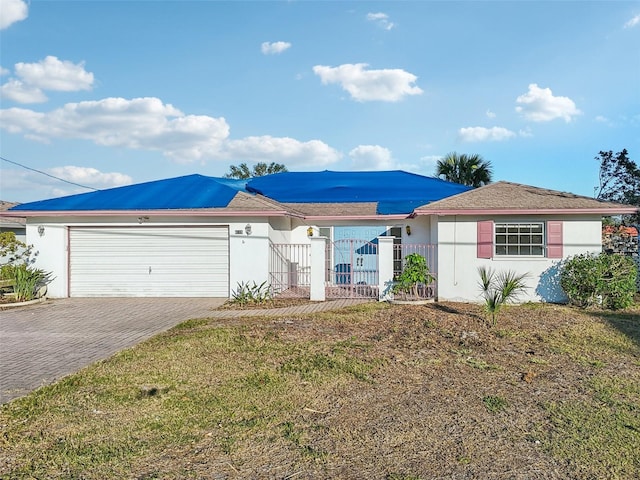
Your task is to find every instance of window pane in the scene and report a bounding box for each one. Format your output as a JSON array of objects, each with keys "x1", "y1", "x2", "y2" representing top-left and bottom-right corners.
[{"x1": 494, "y1": 222, "x2": 545, "y2": 256}]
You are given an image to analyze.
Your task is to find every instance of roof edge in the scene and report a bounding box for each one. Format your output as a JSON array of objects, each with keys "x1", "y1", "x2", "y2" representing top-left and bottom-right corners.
[
  {"x1": 303, "y1": 214, "x2": 410, "y2": 221},
  {"x1": 0, "y1": 209, "x2": 300, "y2": 218},
  {"x1": 414, "y1": 207, "x2": 639, "y2": 216}
]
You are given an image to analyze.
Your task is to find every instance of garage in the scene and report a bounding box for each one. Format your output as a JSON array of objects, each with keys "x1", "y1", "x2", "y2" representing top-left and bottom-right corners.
[{"x1": 69, "y1": 226, "x2": 229, "y2": 297}]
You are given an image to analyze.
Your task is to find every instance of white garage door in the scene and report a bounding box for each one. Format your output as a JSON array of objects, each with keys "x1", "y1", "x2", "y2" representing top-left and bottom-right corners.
[{"x1": 69, "y1": 226, "x2": 229, "y2": 297}]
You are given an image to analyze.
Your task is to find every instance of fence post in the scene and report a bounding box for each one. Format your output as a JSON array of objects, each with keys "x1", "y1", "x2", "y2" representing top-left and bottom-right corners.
[
  {"x1": 378, "y1": 236, "x2": 394, "y2": 301},
  {"x1": 310, "y1": 236, "x2": 326, "y2": 301}
]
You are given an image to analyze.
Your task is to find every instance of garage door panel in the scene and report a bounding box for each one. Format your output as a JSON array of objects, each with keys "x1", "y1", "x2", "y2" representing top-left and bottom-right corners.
[{"x1": 70, "y1": 226, "x2": 229, "y2": 297}]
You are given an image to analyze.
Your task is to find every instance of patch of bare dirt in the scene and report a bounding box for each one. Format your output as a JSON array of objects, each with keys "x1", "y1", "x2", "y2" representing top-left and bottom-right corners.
[
  {"x1": 178, "y1": 302, "x2": 639, "y2": 479},
  {"x1": 217, "y1": 297, "x2": 313, "y2": 310}
]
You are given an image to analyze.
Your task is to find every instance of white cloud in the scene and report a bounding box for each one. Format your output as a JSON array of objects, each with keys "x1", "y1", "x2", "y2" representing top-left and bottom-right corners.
[
  {"x1": 0, "y1": 66, "x2": 9, "y2": 76},
  {"x1": 48, "y1": 166, "x2": 133, "y2": 188},
  {"x1": 1, "y1": 56, "x2": 95, "y2": 104},
  {"x1": 515, "y1": 83, "x2": 581, "y2": 122},
  {"x1": 486, "y1": 109, "x2": 496, "y2": 119},
  {"x1": 312, "y1": 63, "x2": 423, "y2": 102},
  {"x1": 0, "y1": 97, "x2": 229, "y2": 161},
  {"x1": 348, "y1": 145, "x2": 395, "y2": 170},
  {"x1": 15, "y1": 56, "x2": 94, "y2": 91},
  {"x1": 0, "y1": 166, "x2": 132, "y2": 202},
  {"x1": 458, "y1": 126, "x2": 517, "y2": 142},
  {"x1": 0, "y1": 78, "x2": 47, "y2": 103},
  {"x1": 624, "y1": 14, "x2": 640, "y2": 28},
  {"x1": 518, "y1": 127, "x2": 534, "y2": 138},
  {"x1": 384, "y1": 155, "x2": 442, "y2": 176},
  {"x1": 0, "y1": 96, "x2": 342, "y2": 167},
  {"x1": 224, "y1": 136, "x2": 342, "y2": 167},
  {"x1": 366, "y1": 12, "x2": 395, "y2": 30},
  {"x1": 261, "y1": 41, "x2": 291, "y2": 55},
  {"x1": 0, "y1": 0, "x2": 28, "y2": 30}
]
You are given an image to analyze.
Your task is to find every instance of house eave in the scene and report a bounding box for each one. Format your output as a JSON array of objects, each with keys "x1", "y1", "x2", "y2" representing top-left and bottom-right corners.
[
  {"x1": 0, "y1": 209, "x2": 302, "y2": 219},
  {"x1": 414, "y1": 207, "x2": 639, "y2": 216},
  {"x1": 303, "y1": 214, "x2": 410, "y2": 221}
]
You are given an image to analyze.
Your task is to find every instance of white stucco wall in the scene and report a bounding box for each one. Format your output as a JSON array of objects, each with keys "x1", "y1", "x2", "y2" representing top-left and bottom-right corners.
[
  {"x1": 436, "y1": 215, "x2": 603, "y2": 303},
  {"x1": 26, "y1": 222, "x2": 69, "y2": 298},
  {"x1": 289, "y1": 217, "x2": 432, "y2": 246},
  {"x1": 228, "y1": 218, "x2": 270, "y2": 295},
  {"x1": 268, "y1": 217, "x2": 291, "y2": 244},
  {"x1": 27, "y1": 214, "x2": 435, "y2": 299},
  {"x1": 25, "y1": 216, "x2": 273, "y2": 298}
]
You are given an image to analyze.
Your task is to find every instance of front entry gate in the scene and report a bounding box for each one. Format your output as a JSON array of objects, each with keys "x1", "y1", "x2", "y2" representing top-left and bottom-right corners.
[{"x1": 325, "y1": 239, "x2": 379, "y2": 299}]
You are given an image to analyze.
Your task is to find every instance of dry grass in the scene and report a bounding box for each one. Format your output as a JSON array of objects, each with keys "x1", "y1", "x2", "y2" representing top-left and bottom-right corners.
[{"x1": 1, "y1": 302, "x2": 639, "y2": 479}]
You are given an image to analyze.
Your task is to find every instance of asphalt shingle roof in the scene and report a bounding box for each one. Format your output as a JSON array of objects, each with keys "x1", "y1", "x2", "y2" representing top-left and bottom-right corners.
[{"x1": 415, "y1": 181, "x2": 637, "y2": 214}]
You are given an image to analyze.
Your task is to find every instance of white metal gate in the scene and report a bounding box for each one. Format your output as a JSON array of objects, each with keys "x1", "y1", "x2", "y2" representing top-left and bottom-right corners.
[{"x1": 326, "y1": 239, "x2": 379, "y2": 299}]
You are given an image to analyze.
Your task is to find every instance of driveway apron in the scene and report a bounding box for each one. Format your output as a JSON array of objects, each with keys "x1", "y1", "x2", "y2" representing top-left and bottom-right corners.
[{"x1": 0, "y1": 297, "x2": 225, "y2": 404}]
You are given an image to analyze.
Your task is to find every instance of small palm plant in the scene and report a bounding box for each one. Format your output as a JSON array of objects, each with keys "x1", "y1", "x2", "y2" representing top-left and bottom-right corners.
[{"x1": 478, "y1": 266, "x2": 529, "y2": 325}]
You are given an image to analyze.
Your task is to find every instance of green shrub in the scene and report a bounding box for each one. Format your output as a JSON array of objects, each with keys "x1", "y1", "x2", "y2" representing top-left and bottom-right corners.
[
  {"x1": 392, "y1": 253, "x2": 435, "y2": 298},
  {"x1": 0, "y1": 232, "x2": 33, "y2": 266},
  {"x1": 1, "y1": 264, "x2": 17, "y2": 280},
  {"x1": 560, "y1": 252, "x2": 636, "y2": 310},
  {"x1": 231, "y1": 281, "x2": 272, "y2": 305},
  {"x1": 12, "y1": 264, "x2": 52, "y2": 302}
]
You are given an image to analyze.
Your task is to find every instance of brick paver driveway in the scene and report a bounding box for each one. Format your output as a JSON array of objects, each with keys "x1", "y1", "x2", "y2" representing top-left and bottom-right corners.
[{"x1": 0, "y1": 297, "x2": 225, "y2": 404}]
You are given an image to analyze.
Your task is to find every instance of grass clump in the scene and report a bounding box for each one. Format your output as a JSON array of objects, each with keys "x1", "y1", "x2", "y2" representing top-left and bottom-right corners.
[
  {"x1": 482, "y1": 395, "x2": 508, "y2": 413},
  {"x1": 545, "y1": 385, "x2": 640, "y2": 479}
]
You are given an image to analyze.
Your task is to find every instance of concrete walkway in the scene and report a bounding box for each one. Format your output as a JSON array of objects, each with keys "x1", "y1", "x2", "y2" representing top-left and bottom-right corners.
[{"x1": 0, "y1": 297, "x2": 370, "y2": 404}]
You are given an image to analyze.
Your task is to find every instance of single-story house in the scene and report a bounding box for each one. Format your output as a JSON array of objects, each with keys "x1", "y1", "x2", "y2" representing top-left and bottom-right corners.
[
  {"x1": 0, "y1": 201, "x2": 26, "y2": 242},
  {"x1": 2, "y1": 170, "x2": 636, "y2": 303}
]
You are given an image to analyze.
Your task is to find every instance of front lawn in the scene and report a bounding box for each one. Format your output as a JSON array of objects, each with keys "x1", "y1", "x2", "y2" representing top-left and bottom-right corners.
[{"x1": 1, "y1": 302, "x2": 639, "y2": 479}]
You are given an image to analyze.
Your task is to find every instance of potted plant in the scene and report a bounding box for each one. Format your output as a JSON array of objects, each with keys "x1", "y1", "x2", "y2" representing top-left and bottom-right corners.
[{"x1": 392, "y1": 253, "x2": 435, "y2": 301}]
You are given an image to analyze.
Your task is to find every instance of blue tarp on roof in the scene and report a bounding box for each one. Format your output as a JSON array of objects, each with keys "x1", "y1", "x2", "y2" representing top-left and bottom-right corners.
[
  {"x1": 246, "y1": 170, "x2": 471, "y2": 214},
  {"x1": 11, "y1": 174, "x2": 242, "y2": 211},
  {"x1": 11, "y1": 170, "x2": 471, "y2": 215}
]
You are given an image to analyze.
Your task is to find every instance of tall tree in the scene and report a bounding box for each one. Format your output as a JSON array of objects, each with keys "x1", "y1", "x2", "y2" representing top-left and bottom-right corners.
[
  {"x1": 595, "y1": 149, "x2": 640, "y2": 222},
  {"x1": 436, "y1": 152, "x2": 493, "y2": 187},
  {"x1": 224, "y1": 162, "x2": 288, "y2": 179}
]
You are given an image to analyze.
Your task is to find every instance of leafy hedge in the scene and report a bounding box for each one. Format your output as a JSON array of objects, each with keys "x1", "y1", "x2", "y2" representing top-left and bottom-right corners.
[{"x1": 560, "y1": 252, "x2": 636, "y2": 310}]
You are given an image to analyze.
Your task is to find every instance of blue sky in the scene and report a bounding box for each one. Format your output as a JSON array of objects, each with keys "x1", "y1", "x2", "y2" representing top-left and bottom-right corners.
[{"x1": 1, "y1": 0, "x2": 639, "y2": 204}]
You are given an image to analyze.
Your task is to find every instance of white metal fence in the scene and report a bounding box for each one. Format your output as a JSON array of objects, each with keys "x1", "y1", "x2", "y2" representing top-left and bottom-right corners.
[
  {"x1": 393, "y1": 243, "x2": 438, "y2": 300},
  {"x1": 269, "y1": 243, "x2": 311, "y2": 298}
]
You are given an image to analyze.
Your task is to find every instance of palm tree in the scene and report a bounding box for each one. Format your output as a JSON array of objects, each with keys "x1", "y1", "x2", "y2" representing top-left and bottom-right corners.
[
  {"x1": 436, "y1": 152, "x2": 493, "y2": 187},
  {"x1": 224, "y1": 162, "x2": 288, "y2": 179}
]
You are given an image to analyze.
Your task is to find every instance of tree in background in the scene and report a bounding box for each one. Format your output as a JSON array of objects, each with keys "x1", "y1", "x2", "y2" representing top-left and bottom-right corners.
[
  {"x1": 224, "y1": 162, "x2": 288, "y2": 179},
  {"x1": 595, "y1": 149, "x2": 640, "y2": 223},
  {"x1": 436, "y1": 152, "x2": 493, "y2": 187}
]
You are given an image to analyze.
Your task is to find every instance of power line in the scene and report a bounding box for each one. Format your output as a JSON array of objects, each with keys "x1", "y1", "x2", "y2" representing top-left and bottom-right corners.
[{"x1": 0, "y1": 156, "x2": 99, "y2": 191}]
